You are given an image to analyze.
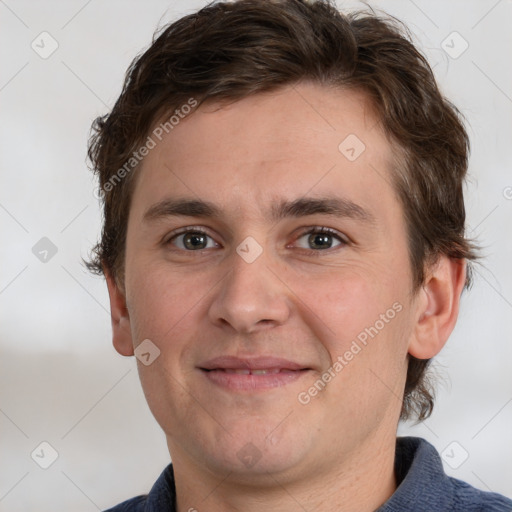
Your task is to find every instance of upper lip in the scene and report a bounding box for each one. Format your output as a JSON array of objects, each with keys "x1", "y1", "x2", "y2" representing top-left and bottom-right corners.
[{"x1": 199, "y1": 356, "x2": 309, "y2": 371}]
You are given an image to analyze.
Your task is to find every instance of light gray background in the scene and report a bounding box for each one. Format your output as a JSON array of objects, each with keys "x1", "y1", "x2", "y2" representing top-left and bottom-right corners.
[{"x1": 1, "y1": 0, "x2": 511, "y2": 510}]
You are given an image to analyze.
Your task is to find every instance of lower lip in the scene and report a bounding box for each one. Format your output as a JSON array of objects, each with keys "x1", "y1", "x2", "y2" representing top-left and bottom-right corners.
[{"x1": 200, "y1": 369, "x2": 309, "y2": 391}]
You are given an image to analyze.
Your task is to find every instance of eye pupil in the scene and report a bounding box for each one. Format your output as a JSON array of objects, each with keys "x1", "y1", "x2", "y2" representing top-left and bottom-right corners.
[
  {"x1": 308, "y1": 233, "x2": 332, "y2": 249},
  {"x1": 184, "y1": 232, "x2": 207, "y2": 250}
]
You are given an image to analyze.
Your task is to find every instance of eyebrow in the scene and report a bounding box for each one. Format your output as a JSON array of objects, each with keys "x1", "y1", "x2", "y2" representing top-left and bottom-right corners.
[
  {"x1": 272, "y1": 197, "x2": 375, "y2": 224},
  {"x1": 143, "y1": 196, "x2": 375, "y2": 224}
]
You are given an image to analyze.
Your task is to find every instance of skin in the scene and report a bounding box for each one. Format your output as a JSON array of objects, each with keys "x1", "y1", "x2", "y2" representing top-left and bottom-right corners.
[{"x1": 106, "y1": 82, "x2": 466, "y2": 512}]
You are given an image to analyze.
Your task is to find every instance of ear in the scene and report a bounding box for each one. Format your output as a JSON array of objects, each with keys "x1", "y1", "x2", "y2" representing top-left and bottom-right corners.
[
  {"x1": 408, "y1": 257, "x2": 466, "y2": 359},
  {"x1": 105, "y1": 269, "x2": 134, "y2": 357}
]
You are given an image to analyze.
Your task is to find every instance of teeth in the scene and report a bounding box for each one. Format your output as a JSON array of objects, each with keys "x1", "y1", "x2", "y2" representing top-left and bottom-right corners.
[{"x1": 222, "y1": 368, "x2": 283, "y2": 375}]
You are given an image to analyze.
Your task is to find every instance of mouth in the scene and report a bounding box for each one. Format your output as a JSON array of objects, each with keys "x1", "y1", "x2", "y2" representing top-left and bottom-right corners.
[
  {"x1": 198, "y1": 356, "x2": 312, "y2": 391},
  {"x1": 207, "y1": 368, "x2": 300, "y2": 375}
]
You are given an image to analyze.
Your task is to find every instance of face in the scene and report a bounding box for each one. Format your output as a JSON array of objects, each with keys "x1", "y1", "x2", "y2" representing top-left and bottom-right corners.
[{"x1": 116, "y1": 83, "x2": 426, "y2": 482}]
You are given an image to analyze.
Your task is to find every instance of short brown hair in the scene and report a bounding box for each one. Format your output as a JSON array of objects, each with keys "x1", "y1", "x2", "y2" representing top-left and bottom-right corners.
[{"x1": 87, "y1": 0, "x2": 477, "y2": 421}]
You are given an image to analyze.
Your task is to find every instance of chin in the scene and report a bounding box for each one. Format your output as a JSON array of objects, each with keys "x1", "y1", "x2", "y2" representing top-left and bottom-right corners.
[
  {"x1": 202, "y1": 424, "x2": 309, "y2": 478},
  {"x1": 206, "y1": 449, "x2": 305, "y2": 483}
]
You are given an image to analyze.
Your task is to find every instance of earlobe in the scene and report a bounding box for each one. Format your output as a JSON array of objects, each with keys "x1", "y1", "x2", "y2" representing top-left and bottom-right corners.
[
  {"x1": 408, "y1": 257, "x2": 467, "y2": 360},
  {"x1": 105, "y1": 269, "x2": 134, "y2": 357}
]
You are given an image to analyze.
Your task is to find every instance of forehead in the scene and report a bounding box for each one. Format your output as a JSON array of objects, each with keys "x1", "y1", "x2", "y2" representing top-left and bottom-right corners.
[{"x1": 129, "y1": 83, "x2": 397, "y2": 224}]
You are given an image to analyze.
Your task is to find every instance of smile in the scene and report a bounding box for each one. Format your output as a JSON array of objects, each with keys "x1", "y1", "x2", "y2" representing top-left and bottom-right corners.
[
  {"x1": 199, "y1": 357, "x2": 312, "y2": 390},
  {"x1": 213, "y1": 368, "x2": 299, "y2": 375}
]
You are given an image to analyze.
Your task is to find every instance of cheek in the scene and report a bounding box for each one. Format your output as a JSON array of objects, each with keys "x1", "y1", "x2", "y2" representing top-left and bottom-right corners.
[
  {"x1": 291, "y1": 266, "x2": 399, "y2": 346},
  {"x1": 125, "y1": 265, "x2": 209, "y2": 432},
  {"x1": 288, "y1": 263, "x2": 413, "y2": 400},
  {"x1": 125, "y1": 262, "x2": 207, "y2": 345}
]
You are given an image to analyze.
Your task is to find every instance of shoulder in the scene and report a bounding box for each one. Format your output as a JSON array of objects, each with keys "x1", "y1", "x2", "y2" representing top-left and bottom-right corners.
[
  {"x1": 449, "y1": 475, "x2": 512, "y2": 512},
  {"x1": 102, "y1": 463, "x2": 176, "y2": 512},
  {"x1": 380, "y1": 437, "x2": 512, "y2": 512},
  {"x1": 103, "y1": 495, "x2": 147, "y2": 512},
  {"x1": 412, "y1": 437, "x2": 512, "y2": 511}
]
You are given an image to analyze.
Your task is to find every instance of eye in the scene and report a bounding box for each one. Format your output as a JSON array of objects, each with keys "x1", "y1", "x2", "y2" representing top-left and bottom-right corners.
[
  {"x1": 168, "y1": 229, "x2": 218, "y2": 250},
  {"x1": 293, "y1": 227, "x2": 347, "y2": 251}
]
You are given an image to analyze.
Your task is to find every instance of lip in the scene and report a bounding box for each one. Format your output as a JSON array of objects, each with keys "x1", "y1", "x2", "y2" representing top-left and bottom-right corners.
[{"x1": 199, "y1": 356, "x2": 312, "y2": 391}]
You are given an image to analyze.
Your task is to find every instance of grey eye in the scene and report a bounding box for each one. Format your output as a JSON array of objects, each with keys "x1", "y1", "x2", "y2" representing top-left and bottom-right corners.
[
  {"x1": 172, "y1": 231, "x2": 217, "y2": 250},
  {"x1": 295, "y1": 230, "x2": 344, "y2": 250}
]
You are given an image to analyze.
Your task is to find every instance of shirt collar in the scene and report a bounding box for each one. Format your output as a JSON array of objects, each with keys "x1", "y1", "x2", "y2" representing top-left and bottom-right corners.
[
  {"x1": 143, "y1": 463, "x2": 177, "y2": 511},
  {"x1": 376, "y1": 436, "x2": 454, "y2": 511}
]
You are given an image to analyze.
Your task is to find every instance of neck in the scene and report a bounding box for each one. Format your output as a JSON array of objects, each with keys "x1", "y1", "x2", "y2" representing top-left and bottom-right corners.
[{"x1": 171, "y1": 431, "x2": 398, "y2": 512}]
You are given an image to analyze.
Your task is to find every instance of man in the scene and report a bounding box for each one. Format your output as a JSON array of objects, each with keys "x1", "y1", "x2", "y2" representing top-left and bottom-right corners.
[{"x1": 87, "y1": 0, "x2": 512, "y2": 510}]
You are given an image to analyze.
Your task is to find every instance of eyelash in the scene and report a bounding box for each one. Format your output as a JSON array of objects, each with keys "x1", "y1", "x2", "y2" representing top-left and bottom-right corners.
[
  {"x1": 292, "y1": 226, "x2": 348, "y2": 253},
  {"x1": 165, "y1": 226, "x2": 348, "y2": 253}
]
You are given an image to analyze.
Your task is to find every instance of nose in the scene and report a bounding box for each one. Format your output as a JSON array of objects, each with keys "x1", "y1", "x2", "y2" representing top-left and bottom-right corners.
[{"x1": 208, "y1": 249, "x2": 291, "y2": 334}]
